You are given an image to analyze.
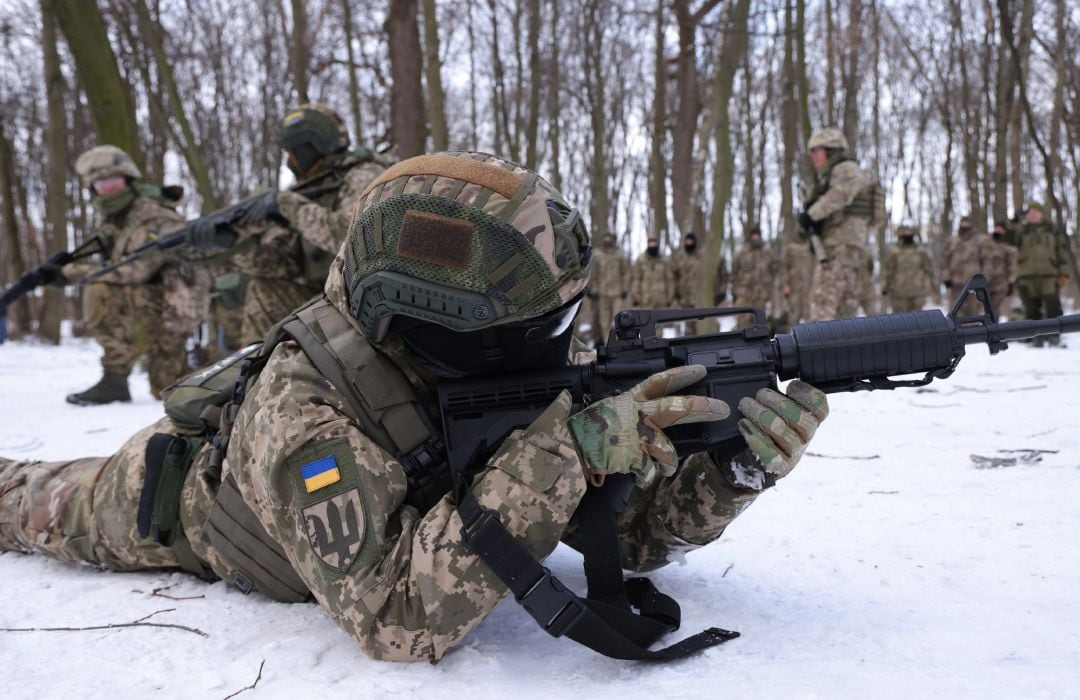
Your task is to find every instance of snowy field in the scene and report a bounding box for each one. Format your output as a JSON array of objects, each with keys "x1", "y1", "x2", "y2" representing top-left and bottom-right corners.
[{"x1": 1, "y1": 320, "x2": 1079, "y2": 699}]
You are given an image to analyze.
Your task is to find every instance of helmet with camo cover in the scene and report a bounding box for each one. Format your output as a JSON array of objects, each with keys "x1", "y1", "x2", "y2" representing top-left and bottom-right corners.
[
  {"x1": 343, "y1": 152, "x2": 593, "y2": 342},
  {"x1": 807, "y1": 127, "x2": 849, "y2": 153},
  {"x1": 75, "y1": 145, "x2": 141, "y2": 188},
  {"x1": 280, "y1": 103, "x2": 351, "y2": 178}
]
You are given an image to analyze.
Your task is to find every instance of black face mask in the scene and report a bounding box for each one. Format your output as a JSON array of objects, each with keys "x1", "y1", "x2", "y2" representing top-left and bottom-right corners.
[
  {"x1": 287, "y1": 143, "x2": 325, "y2": 178},
  {"x1": 646, "y1": 246, "x2": 660, "y2": 257},
  {"x1": 397, "y1": 296, "x2": 581, "y2": 379},
  {"x1": 900, "y1": 235, "x2": 915, "y2": 245},
  {"x1": 602, "y1": 239, "x2": 616, "y2": 250},
  {"x1": 992, "y1": 231, "x2": 1005, "y2": 240},
  {"x1": 684, "y1": 242, "x2": 697, "y2": 253}
]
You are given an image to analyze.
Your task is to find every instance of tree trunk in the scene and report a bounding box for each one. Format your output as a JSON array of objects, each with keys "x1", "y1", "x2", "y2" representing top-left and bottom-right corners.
[
  {"x1": 0, "y1": 122, "x2": 31, "y2": 340},
  {"x1": 341, "y1": 0, "x2": 364, "y2": 145},
  {"x1": 547, "y1": 0, "x2": 562, "y2": 191},
  {"x1": 780, "y1": 0, "x2": 799, "y2": 242},
  {"x1": 796, "y1": 0, "x2": 813, "y2": 178},
  {"x1": 386, "y1": 0, "x2": 429, "y2": 158},
  {"x1": 289, "y1": 0, "x2": 310, "y2": 103},
  {"x1": 841, "y1": 0, "x2": 862, "y2": 151},
  {"x1": 582, "y1": 0, "x2": 609, "y2": 241},
  {"x1": 524, "y1": 0, "x2": 542, "y2": 169},
  {"x1": 132, "y1": 0, "x2": 219, "y2": 210},
  {"x1": 704, "y1": 0, "x2": 751, "y2": 306},
  {"x1": 649, "y1": 0, "x2": 668, "y2": 246},
  {"x1": 422, "y1": 0, "x2": 449, "y2": 151},
  {"x1": 40, "y1": 0, "x2": 67, "y2": 343},
  {"x1": 991, "y1": 0, "x2": 1014, "y2": 222},
  {"x1": 52, "y1": 0, "x2": 145, "y2": 168},
  {"x1": 825, "y1": 0, "x2": 836, "y2": 125}
]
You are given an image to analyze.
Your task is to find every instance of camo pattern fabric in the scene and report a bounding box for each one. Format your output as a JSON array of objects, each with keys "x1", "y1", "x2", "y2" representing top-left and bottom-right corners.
[
  {"x1": 805, "y1": 158, "x2": 870, "y2": 321},
  {"x1": 278, "y1": 159, "x2": 388, "y2": 256},
  {"x1": 731, "y1": 244, "x2": 776, "y2": 311},
  {"x1": 856, "y1": 247, "x2": 878, "y2": 315},
  {"x1": 736, "y1": 381, "x2": 827, "y2": 480},
  {"x1": 809, "y1": 242, "x2": 864, "y2": 320},
  {"x1": 568, "y1": 365, "x2": 731, "y2": 488},
  {"x1": 62, "y1": 195, "x2": 197, "y2": 394},
  {"x1": 0, "y1": 417, "x2": 189, "y2": 570},
  {"x1": 631, "y1": 255, "x2": 675, "y2": 307},
  {"x1": 944, "y1": 228, "x2": 995, "y2": 316},
  {"x1": 883, "y1": 242, "x2": 934, "y2": 313},
  {"x1": 589, "y1": 245, "x2": 632, "y2": 337},
  {"x1": 782, "y1": 243, "x2": 815, "y2": 323},
  {"x1": 985, "y1": 238, "x2": 1018, "y2": 316},
  {"x1": 672, "y1": 248, "x2": 728, "y2": 334}
]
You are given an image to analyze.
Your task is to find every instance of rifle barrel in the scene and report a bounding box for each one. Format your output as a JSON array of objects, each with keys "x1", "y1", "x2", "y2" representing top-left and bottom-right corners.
[{"x1": 956, "y1": 313, "x2": 1080, "y2": 345}]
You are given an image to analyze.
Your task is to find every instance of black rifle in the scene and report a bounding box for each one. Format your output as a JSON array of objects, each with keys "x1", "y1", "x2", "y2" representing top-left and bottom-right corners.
[
  {"x1": 0, "y1": 236, "x2": 106, "y2": 343},
  {"x1": 83, "y1": 168, "x2": 346, "y2": 282},
  {"x1": 435, "y1": 274, "x2": 1080, "y2": 660},
  {"x1": 441, "y1": 273, "x2": 1079, "y2": 473}
]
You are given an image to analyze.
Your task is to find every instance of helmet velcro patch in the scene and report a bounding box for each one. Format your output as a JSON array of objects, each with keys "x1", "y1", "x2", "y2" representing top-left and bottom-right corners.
[{"x1": 397, "y1": 210, "x2": 475, "y2": 270}]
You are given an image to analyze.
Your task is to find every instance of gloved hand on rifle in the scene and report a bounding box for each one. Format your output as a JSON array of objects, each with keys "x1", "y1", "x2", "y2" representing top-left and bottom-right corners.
[
  {"x1": 568, "y1": 365, "x2": 730, "y2": 488},
  {"x1": 797, "y1": 210, "x2": 819, "y2": 239},
  {"x1": 722, "y1": 380, "x2": 828, "y2": 490},
  {"x1": 186, "y1": 218, "x2": 238, "y2": 251},
  {"x1": 236, "y1": 190, "x2": 285, "y2": 227}
]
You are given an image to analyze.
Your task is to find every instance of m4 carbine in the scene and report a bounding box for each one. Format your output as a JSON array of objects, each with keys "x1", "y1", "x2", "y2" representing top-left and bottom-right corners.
[
  {"x1": 0, "y1": 236, "x2": 106, "y2": 343},
  {"x1": 439, "y1": 274, "x2": 1080, "y2": 473},
  {"x1": 83, "y1": 168, "x2": 346, "y2": 282}
]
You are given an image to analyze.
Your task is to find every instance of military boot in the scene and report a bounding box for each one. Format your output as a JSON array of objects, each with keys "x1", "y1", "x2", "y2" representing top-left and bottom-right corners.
[{"x1": 66, "y1": 371, "x2": 132, "y2": 406}]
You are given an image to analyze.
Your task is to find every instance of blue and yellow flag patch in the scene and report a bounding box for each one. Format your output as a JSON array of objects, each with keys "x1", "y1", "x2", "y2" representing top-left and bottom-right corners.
[{"x1": 301, "y1": 455, "x2": 341, "y2": 493}]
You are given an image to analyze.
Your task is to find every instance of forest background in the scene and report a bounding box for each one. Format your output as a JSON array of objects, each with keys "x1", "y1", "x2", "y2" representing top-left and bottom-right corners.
[{"x1": 0, "y1": 0, "x2": 1076, "y2": 341}]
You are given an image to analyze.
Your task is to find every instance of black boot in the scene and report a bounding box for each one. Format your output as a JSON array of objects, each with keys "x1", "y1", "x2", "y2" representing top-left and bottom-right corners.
[{"x1": 66, "y1": 371, "x2": 132, "y2": 406}]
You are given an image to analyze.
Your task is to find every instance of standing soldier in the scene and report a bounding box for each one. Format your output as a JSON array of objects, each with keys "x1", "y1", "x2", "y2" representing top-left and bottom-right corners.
[
  {"x1": 672, "y1": 231, "x2": 727, "y2": 334},
  {"x1": 59, "y1": 146, "x2": 201, "y2": 404},
  {"x1": 731, "y1": 225, "x2": 776, "y2": 313},
  {"x1": 986, "y1": 221, "x2": 1019, "y2": 319},
  {"x1": 799, "y1": 128, "x2": 872, "y2": 321},
  {"x1": 856, "y1": 247, "x2": 877, "y2": 315},
  {"x1": 943, "y1": 215, "x2": 993, "y2": 317},
  {"x1": 631, "y1": 236, "x2": 674, "y2": 308},
  {"x1": 187, "y1": 103, "x2": 391, "y2": 343},
  {"x1": 586, "y1": 231, "x2": 631, "y2": 343},
  {"x1": 1014, "y1": 203, "x2": 1071, "y2": 345},
  {"x1": 882, "y1": 225, "x2": 934, "y2": 313},
  {"x1": 780, "y1": 241, "x2": 814, "y2": 325}
]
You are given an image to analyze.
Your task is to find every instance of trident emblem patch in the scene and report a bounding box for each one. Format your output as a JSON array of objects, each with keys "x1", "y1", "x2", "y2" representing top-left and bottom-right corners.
[{"x1": 303, "y1": 489, "x2": 366, "y2": 571}]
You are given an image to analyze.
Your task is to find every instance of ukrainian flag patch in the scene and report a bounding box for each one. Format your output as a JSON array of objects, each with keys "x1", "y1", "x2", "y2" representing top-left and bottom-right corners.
[{"x1": 301, "y1": 455, "x2": 341, "y2": 493}]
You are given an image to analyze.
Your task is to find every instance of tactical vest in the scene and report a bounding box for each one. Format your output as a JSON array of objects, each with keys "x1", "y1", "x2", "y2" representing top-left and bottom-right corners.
[
  {"x1": 145, "y1": 295, "x2": 449, "y2": 602},
  {"x1": 806, "y1": 153, "x2": 884, "y2": 228}
]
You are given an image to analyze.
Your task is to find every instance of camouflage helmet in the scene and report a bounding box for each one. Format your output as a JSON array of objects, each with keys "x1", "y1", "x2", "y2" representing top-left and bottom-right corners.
[
  {"x1": 343, "y1": 152, "x2": 593, "y2": 341},
  {"x1": 279, "y1": 103, "x2": 350, "y2": 156},
  {"x1": 807, "y1": 128, "x2": 849, "y2": 153},
  {"x1": 74, "y1": 145, "x2": 141, "y2": 188}
]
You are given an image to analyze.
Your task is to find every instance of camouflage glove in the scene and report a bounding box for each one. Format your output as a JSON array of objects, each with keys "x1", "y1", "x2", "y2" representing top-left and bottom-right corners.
[
  {"x1": 733, "y1": 380, "x2": 828, "y2": 485},
  {"x1": 275, "y1": 190, "x2": 311, "y2": 224},
  {"x1": 568, "y1": 365, "x2": 730, "y2": 488}
]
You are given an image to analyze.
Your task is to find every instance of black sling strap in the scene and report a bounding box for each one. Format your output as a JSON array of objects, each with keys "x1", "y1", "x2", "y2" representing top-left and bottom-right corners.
[{"x1": 454, "y1": 463, "x2": 739, "y2": 660}]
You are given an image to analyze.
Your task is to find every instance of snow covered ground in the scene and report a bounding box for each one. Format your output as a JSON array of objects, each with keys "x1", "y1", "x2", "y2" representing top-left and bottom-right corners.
[{"x1": 1, "y1": 321, "x2": 1079, "y2": 699}]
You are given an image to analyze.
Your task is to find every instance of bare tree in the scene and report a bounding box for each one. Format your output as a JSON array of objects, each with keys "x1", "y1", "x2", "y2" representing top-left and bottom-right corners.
[{"x1": 386, "y1": 0, "x2": 428, "y2": 158}]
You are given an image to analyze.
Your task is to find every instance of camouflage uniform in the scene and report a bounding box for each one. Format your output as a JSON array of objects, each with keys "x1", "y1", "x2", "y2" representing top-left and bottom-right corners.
[
  {"x1": 0, "y1": 153, "x2": 822, "y2": 663},
  {"x1": 731, "y1": 241, "x2": 776, "y2": 312},
  {"x1": 1015, "y1": 219, "x2": 1071, "y2": 323},
  {"x1": 587, "y1": 241, "x2": 632, "y2": 342},
  {"x1": 803, "y1": 129, "x2": 872, "y2": 321},
  {"x1": 856, "y1": 247, "x2": 877, "y2": 315},
  {"x1": 631, "y1": 253, "x2": 675, "y2": 308},
  {"x1": 66, "y1": 191, "x2": 201, "y2": 396},
  {"x1": 781, "y1": 242, "x2": 814, "y2": 324},
  {"x1": 985, "y1": 235, "x2": 1019, "y2": 318},
  {"x1": 882, "y1": 239, "x2": 934, "y2": 313},
  {"x1": 672, "y1": 243, "x2": 727, "y2": 335},
  {"x1": 944, "y1": 224, "x2": 994, "y2": 317}
]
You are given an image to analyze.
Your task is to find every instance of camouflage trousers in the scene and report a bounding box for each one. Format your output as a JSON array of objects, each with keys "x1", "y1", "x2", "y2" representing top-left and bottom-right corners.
[
  {"x1": 783, "y1": 289, "x2": 811, "y2": 325},
  {"x1": 889, "y1": 295, "x2": 923, "y2": 313},
  {"x1": 989, "y1": 285, "x2": 1013, "y2": 320},
  {"x1": 810, "y1": 243, "x2": 864, "y2": 321},
  {"x1": 83, "y1": 282, "x2": 192, "y2": 395},
  {"x1": 595, "y1": 295, "x2": 626, "y2": 343},
  {"x1": 1017, "y1": 276, "x2": 1063, "y2": 321}
]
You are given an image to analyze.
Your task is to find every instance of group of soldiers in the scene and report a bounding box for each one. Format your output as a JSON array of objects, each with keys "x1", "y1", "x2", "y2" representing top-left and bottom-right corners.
[
  {"x1": 47, "y1": 103, "x2": 392, "y2": 404},
  {"x1": 579, "y1": 128, "x2": 1073, "y2": 346}
]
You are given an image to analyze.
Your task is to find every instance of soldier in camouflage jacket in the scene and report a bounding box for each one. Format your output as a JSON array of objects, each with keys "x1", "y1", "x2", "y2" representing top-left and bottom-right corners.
[{"x1": 0, "y1": 153, "x2": 828, "y2": 663}]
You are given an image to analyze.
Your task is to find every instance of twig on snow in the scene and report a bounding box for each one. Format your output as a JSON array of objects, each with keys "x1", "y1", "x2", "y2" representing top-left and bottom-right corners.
[
  {"x1": 222, "y1": 660, "x2": 266, "y2": 700},
  {"x1": 806, "y1": 452, "x2": 881, "y2": 460},
  {"x1": 0, "y1": 608, "x2": 208, "y2": 637}
]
